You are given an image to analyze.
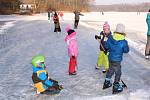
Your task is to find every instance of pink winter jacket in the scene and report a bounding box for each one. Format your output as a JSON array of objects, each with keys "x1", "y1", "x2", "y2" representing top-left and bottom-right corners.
[{"x1": 65, "y1": 26, "x2": 78, "y2": 57}]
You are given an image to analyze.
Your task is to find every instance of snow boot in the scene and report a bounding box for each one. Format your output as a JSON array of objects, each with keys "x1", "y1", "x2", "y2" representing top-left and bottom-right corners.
[
  {"x1": 112, "y1": 82, "x2": 123, "y2": 94},
  {"x1": 69, "y1": 71, "x2": 77, "y2": 75},
  {"x1": 95, "y1": 64, "x2": 100, "y2": 70},
  {"x1": 103, "y1": 78, "x2": 112, "y2": 89},
  {"x1": 145, "y1": 56, "x2": 149, "y2": 59},
  {"x1": 102, "y1": 70, "x2": 107, "y2": 73}
]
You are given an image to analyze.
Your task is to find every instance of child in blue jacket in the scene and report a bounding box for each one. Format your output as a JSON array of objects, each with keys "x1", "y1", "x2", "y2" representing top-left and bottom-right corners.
[{"x1": 102, "y1": 24, "x2": 129, "y2": 94}]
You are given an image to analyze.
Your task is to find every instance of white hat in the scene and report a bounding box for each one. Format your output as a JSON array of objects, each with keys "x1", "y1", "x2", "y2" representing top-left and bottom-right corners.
[{"x1": 115, "y1": 24, "x2": 125, "y2": 33}]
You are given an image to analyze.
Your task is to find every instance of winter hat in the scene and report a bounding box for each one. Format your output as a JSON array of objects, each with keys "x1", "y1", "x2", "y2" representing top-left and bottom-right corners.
[
  {"x1": 66, "y1": 24, "x2": 75, "y2": 35},
  {"x1": 67, "y1": 29, "x2": 75, "y2": 35},
  {"x1": 103, "y1": 21, "x2": 110, "y2": 31},
  {"x1": 115, "y1": 23, "x2": 125, "y2": 34},
  {"x1": 32, "y1": 55, "x2": 45, "y2": 67}
]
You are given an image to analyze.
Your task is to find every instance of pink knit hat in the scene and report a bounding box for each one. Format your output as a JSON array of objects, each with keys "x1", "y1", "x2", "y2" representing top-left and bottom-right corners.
[{"x1": 103, "y1": 21, "x2": 110, "y2": 31}]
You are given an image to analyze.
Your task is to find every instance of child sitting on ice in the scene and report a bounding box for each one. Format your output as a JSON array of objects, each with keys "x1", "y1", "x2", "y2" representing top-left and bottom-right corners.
[
  {"x1": 102, "y1": 24, "x2": 129, "y2": 94},
  {"x1": 65, "y1": 25, "x2": 78, "y2": 75},
  {"x1": 95, "y1": 21, "x2": 112, "y2": 73},
  {"x1": 31, "y1": 55, "x2": 62, "y2": 95}
]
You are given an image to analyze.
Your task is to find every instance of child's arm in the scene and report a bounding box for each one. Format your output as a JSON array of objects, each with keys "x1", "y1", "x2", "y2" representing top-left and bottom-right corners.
[
  {"x1": 38, "y1": 72, "x2": 53, "y2": 87},
  {"x1": 104, "y1": 36, "x2": 111, "y2": 53},
  {"x1": 79, "y1": 13, "x2": 84, "y2": 16},
  {"x1": 123, "y1": 40, "x2": 129, "y2": 53},
  {"x1": 95, "y1": 35, "x2": 101, "y2": 40}
]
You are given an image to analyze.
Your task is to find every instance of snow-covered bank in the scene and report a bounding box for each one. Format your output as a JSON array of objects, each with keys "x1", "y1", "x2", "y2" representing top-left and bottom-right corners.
[{"x1": 0, "y1": 21, "x2": 15, "y2": 34}]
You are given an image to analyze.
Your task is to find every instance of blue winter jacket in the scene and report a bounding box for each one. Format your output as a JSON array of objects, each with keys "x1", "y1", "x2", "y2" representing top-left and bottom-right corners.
[
  {"x1": 146, "y1": 13, "x2": 150, "y2": 36},
  {"x1": 105, "y1": 33, "x2": 129, "y2": 62},
  {"x1": 32, "y1": 66, "x2": 53, "y2": 89}
]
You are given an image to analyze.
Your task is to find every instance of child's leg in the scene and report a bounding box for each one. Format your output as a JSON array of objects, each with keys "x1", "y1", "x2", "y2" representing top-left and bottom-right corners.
[
  {"x1": 75, "y1": 57, "x2": 77, "y2": 70},
  {"x1": 112, "y1": 62, "x2": 123, "y2": 94},
  {"x1": 106, "y1": 61, "x2": 115, "y2": 79},
  {"x1": 43, "y1": 86, "x2": 61, "y2": 95},
  {"x1": 97, "y1": 51, "x2": 104, "y2": 68},
  {"x1": 113, "y1": 62, "x2": 122, "y2": 83},
  {"x1": 145, "y1": 36, "x2": 150, "y2": 56},
  {"x1": 74, "y1": 20, "x2": 79, "y2": 28},
  {"x1": 103, "y1": 53, "x2": 109, "y2": 70},
  {"x1": 103, "y1": 61, "x2": 114, "y2": 89},
  {"x1": 74, "y1": 20, "x2": 77, "y2": 28},
  {"x1": 69, "y1": 57, "x2": 76, "y2": 73}
]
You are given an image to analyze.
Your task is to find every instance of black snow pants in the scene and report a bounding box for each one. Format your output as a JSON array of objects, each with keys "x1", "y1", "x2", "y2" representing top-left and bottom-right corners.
[
  {"x1": 106, "y1": 61, "x2": 122, "y2": 83},
  {"x1": 74, "y1": 20, "x2": 79, "y2": 29}
]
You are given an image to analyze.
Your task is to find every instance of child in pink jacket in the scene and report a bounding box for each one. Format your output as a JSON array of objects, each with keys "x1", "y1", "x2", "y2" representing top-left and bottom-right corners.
[{"x1": 65, "y1": 25, "x2": 78, "y2": 75}]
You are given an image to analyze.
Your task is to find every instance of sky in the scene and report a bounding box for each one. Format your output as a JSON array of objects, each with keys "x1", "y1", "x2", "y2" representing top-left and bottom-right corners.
[{"x1": 95, "y1": 0, "x2": 150, "y2": 5}]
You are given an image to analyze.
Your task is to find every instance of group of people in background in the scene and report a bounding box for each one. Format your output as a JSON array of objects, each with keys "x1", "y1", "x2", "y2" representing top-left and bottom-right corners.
[
  {"x1": 31, "y1": 9, "x2": 150, "y2": 95},
  {"x1": 48, "y1": 9, "x2": 84, "y2": 33}
]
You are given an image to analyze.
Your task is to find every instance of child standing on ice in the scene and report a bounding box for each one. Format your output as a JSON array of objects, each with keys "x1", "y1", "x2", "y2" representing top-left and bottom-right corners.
[
  {"x1": 95, "y1": 22, "x2": 112, "y2": 73},
  {"x1": 102, "y1": 24, "x2": 129, "y2": 94},
  {"x1": 31, "y1": 55, "x2": 62, "y2": 95},
  {"x1": 65, "y1": 25, "x2": 78, "y2": 75}
]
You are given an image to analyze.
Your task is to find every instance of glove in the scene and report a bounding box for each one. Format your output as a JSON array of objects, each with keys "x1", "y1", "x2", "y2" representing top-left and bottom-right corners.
[
  {"x1": 95, "y1": 35, "x2": 98, "y2": 39},
  {"x1": 104, "y1": 50, "x2": 108, "y2": 55},
  {"x1": 72, "y1": 56, "x2": 75, "y2": 59},
  {"x1": 95, "y1": 35, "x2": 101, "y2": 40}
]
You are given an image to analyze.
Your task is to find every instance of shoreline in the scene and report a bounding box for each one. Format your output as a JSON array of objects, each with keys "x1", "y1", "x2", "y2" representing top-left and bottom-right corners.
[
  {"x1": 0, "y1": 20, "x2": 15, "y2": 34},
  {"x1": 0, "y1": 21, "x2": 8, "y2": 28}
]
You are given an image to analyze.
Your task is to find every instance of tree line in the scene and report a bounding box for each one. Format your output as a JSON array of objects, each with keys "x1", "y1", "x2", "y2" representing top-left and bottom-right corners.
[
  {"x1": 21, "y1": 0, "x2": 94, "y2": 12},
  {"x1": 47, "y1": 0, "x2": 92, "y2": 11},
  {"x1": 0, "y1": 0, "x2": 94, "y2": 14}
]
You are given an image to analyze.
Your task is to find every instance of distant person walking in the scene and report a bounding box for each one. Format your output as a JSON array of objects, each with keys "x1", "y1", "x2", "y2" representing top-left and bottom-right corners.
[
  {"x1": 53, "y1": 12, "x2": 61, "y2": 33},
  {"x1": 59, "y1": 11, "x2": 64, "y2": 21},
  {"x1": 48, "y1": 8, "x2": 52, "y2": 20},
  {"x1": 145, "y1": 9, "x2": 150, "y2": 59},
  {"x1": 73, "y1": 10, "x2": 84, "y2": 29}
]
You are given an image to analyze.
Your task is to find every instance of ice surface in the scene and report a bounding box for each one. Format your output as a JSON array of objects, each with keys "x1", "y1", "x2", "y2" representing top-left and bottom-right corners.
[{"x1": 0, "y1": 12, "x2": 150, "y2": 100}]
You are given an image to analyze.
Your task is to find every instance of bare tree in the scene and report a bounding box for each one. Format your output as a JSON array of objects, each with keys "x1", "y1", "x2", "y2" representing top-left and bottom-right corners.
[{"x1": 20, "y1": 0, "x2": 95, "y2": 12}]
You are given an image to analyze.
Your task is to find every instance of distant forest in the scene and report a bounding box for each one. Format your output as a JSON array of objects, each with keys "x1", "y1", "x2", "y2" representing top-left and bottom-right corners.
[
  {"x1": 20, "y1": 0, "x2": 94, "y2": 12},
  {"x1": 91, "y1": 3, "x2": 150, "y2": 12},
  {"x1": 0, "y1": 0, "x2": 94, "y2": 14}
]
